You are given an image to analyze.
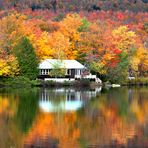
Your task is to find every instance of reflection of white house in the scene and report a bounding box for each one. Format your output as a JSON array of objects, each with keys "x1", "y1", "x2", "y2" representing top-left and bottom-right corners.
[
  {"x1": 38, "y1": 59, "x2": 102, "y2": 83},
  {"x1": 39, "y1": 100, "x2": 83, "y2": 112},
  {"x1": 39, "y1": 88, "x2": 102, "y2": 112}
]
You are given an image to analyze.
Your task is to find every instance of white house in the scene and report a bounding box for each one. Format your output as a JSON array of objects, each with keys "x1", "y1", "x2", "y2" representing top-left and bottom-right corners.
[{"x1": 38, "y1": 59, "x2": 102, "y2": 83}]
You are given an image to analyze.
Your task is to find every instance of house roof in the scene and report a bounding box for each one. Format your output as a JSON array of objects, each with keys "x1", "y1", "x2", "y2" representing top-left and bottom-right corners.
[{"x1": 39, "y1": 59, "x2": 85, "y2": 69}]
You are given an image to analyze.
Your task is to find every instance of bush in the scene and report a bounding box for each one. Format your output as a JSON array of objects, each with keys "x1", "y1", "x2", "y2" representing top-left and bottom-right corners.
[
  {"x1": 0, "y1": 76, "x2": 42, "y2": 87},
  {"x1": 128, "y1": 77, "x2": 148, "y2": 85},
  {"x1": 63, "y1": 81, "x2": 71, "y2": 86},
  {"x1": 74, "y1": 78, "x2": 91, "y2": 87},
  {"x1": 0, "y1": 76, "x2": 30, "y2": 86},
  {"x1": 30, "y1": 79, "x2": 41, "y2": 86},
  {"x1": 42, "y1": 80, "x2": 57, "y2": 87}
]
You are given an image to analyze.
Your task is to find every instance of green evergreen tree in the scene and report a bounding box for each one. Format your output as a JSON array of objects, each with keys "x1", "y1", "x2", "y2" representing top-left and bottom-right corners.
[
  {"x1": 107, "y1": 52, "x2": 129, "y2": 83},
  {"x1": 14, "y1": 37, "x2": 39, "y2": 79}
]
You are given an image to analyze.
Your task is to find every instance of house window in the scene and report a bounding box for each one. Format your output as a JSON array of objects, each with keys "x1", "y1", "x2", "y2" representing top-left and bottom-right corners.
[
  {"x1": 39, "y1": 69, "x2": 42, "y2": 75},
  {"x1": 67, "y1": 69, "x2": 71, "y2": 75},
  {"x1": 42, "y1": 69, "x2": 45, "y2": 75},
  {"x1": 42, "y1": 69, "x2": 46, "y2": 75},
  {"x1": 45, "y1": 69, "x2": 48, "y2": 75},
  {"x1": 41, "y1": 69, "x2": 44, "y2": 75}
]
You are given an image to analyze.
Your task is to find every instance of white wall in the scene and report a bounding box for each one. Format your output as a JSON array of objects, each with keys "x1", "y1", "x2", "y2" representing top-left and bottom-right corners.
[{"x1": 44, "y1": 78, "x2": 75, "y2": 82}]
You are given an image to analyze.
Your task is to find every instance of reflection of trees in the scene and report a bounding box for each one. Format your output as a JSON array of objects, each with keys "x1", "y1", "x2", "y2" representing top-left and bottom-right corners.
[
  {"x1": 0, "y1": 116, "x2": 23, "y2": 148},
  {"x1": 77, "y1": 87, "x2": 148, "y2": 147},
  {"x1": 24, "y1": 87, "x2": 148, "y2": 147},
  {"x1": 0, "y1": 87, "x2": 148, "y2": 147},
  {"x1": 130, "y1": 87, "x2": 148, "y2": 124},
  {"x1": 107, "y1": 88, "x2": 129, "y2": 117},
  {"x1": 24, "y1": 112, "x2": 80, "y2": 148},
  {"x1": 0, "y1": 88, "x2": 40, "y2": 147},
  {"x1": 0, "y1": 88, "x2": 20, "y2": 117},
  {"x1": 15, "y1": 88, "x2": 39, "y2": 133},
  {"x1": 0, "y1": 93, "x2": 23, "y2": 148}
]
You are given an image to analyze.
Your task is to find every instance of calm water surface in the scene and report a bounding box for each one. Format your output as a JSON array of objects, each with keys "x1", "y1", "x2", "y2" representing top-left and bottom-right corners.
[{"x1": 0, "y1": 86, "x2": 148, "y2": 148}]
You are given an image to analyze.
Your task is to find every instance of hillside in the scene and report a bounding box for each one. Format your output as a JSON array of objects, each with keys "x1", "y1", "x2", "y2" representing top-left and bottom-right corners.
[{"x1": 0, "y1": 0, "x2": 147, "y2": 83}]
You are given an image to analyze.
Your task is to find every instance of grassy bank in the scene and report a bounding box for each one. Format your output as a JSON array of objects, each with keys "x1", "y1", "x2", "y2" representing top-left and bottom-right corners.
[
  {"x1": 0, "y1": 77, "x2": 40, "y2": 88},
  {"x1": 0, "y1": 77, "x2": 101, "y2": 88}
]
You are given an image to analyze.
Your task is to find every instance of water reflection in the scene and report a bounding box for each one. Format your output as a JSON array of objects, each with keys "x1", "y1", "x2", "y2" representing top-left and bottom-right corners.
[
  {"x1": 39, "y1": 87, "x2": 102, "y2": 112},
  {"x1": 15, "y1": 89, "x2": 39, "y2": 133},
  {"x1": 0, "y1": 87, "x2": 148, "y2": 148}
]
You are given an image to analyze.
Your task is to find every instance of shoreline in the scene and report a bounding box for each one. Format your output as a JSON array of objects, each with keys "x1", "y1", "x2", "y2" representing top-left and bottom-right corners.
[
  {"x1": 0, "y1": 76, "x2": 148, "y2": 88},
  {"x1": 0, "y1": 80, "x2": 148, "y2": 88}
]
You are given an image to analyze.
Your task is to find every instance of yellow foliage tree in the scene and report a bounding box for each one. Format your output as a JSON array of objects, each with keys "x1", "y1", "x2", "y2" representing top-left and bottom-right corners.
[
  {"x1": 0, "y1": 56, "x2": 19, "y2": 77},
  {"x1": 35, "y1": 31, "x2": 54, "y2": 60},
  {"x1": 0, "y1": 12, "x2": 25, "y2": 77},
  {"x1": 131, "y1": 46, "x2": 148, "y2": 76},
  {"x1": 0, "y1": 12, "x2": 25, "y2": 52},
  {"x1": 59, "y1": 14, "x2": 82, "y2": 59},
  {"x1": 48, "y1": 31, "x2": 70, "y2": 59},
  {"x1": 112, "y1": 26, "x2": 136, "y2": 52}
]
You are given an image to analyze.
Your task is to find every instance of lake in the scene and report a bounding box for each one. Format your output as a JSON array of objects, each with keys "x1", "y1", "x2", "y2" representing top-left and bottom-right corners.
[{"x1": 0, "y1": 86, "x2": 148, "y2": 148}]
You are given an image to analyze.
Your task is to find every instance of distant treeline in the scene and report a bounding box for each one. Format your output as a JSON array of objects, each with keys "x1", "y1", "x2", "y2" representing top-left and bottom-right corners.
[{"x1": 0, "y1": 0, "x2": 148, "y2": 12}]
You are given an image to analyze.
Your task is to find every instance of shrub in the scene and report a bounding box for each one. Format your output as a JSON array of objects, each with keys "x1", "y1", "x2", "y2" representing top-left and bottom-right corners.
[
  {"x1": 128, "y1": 77, "x2": 148, "y2": 85},
  {"x1": 74, "y1": 78, "x2": 91, "y2": 87}
]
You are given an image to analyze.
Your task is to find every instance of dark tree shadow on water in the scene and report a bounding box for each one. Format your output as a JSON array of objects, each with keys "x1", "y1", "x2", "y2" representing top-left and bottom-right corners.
[{"x1": 15, "y1": 88, "x2": 39, "y2": 134}]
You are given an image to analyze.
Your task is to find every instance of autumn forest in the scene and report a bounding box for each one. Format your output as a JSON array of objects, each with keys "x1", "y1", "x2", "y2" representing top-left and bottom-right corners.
[{"x1": 0, "y1": 0, "x2": 148, "y2": 83}]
